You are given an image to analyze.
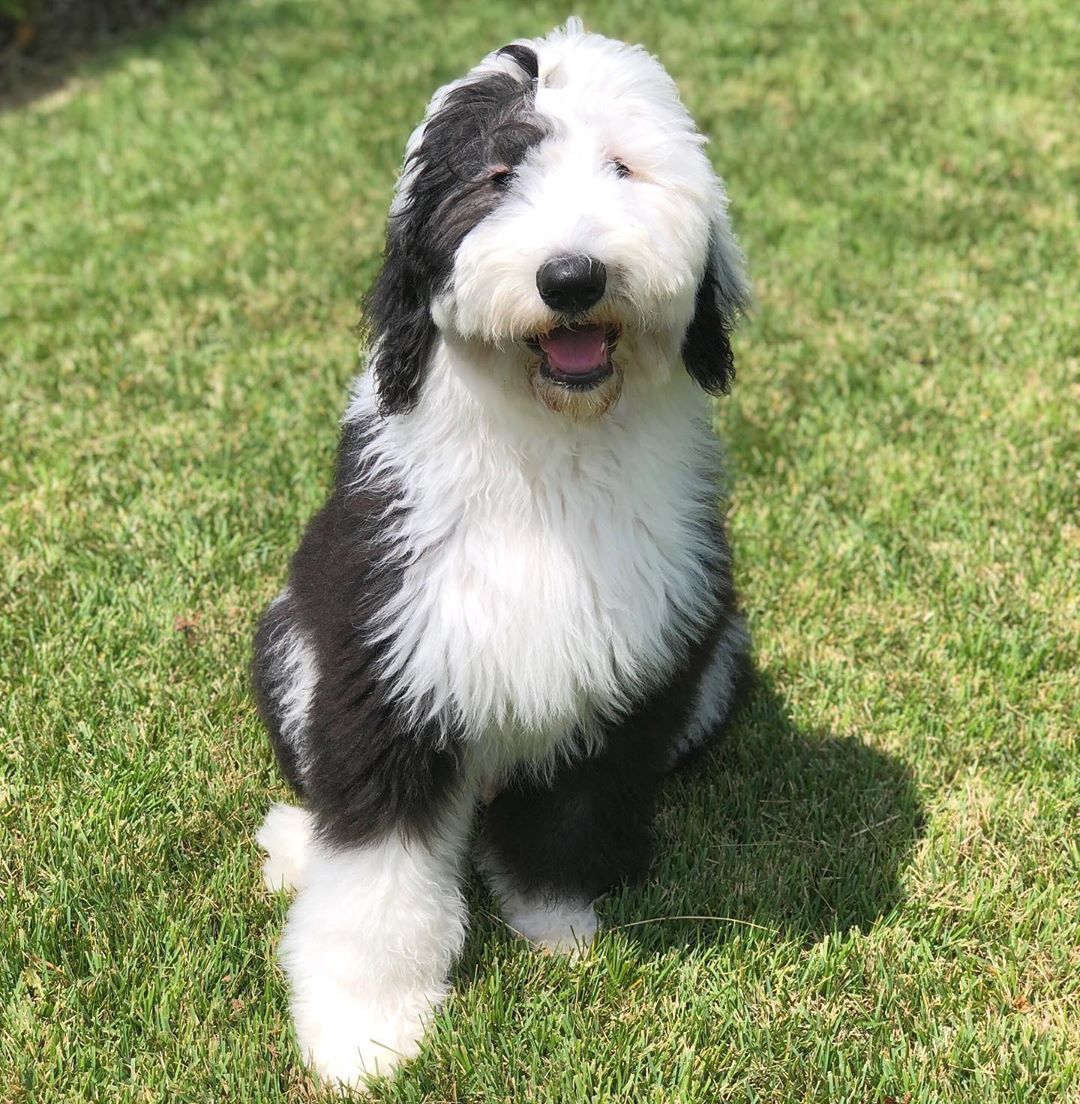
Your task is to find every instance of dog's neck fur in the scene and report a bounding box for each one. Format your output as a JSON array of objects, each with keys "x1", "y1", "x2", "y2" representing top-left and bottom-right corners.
[{"x1": 345, "y1": 338, "x2": 726, "y2": 778}]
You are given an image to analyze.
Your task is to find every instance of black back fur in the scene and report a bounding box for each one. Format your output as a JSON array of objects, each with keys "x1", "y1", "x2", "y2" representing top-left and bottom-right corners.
[{"x1": 253, "y1": 420, "x2": 465, "y2": 848}]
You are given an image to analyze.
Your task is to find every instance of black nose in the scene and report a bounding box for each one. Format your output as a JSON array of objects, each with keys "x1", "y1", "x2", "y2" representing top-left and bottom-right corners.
[{"x1": 536, "y1": 254, "x2": 607, "y2": 314}]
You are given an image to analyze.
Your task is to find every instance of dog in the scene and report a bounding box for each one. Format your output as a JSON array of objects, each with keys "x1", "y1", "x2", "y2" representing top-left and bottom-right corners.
[{"x1": 252, "y1": 19, "x2": 752, "y2": 1088}]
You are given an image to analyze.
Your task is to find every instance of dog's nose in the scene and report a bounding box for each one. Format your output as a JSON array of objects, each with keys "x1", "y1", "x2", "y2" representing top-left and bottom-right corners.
[{"x1": 536, "y1": 255, "x2": 607, "y2": 314}]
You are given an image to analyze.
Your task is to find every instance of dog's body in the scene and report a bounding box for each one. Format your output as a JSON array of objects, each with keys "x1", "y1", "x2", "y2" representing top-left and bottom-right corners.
[{"x1": 253, "y1": 22, "x2": 751, "y2": 1087}]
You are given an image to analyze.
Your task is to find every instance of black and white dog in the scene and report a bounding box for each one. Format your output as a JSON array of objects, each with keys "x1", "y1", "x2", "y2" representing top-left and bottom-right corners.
[{"x1": 253, "y1": 20, "x2": 752, "y2": 1088}]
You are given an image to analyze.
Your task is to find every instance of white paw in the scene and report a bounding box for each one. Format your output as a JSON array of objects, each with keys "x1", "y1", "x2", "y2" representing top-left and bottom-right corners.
[
  {"x1": 501, "y1": 892, "x2": 598, "y2": 956},
  {"x1": 256, "y1": 803, "x2": 313, "y2": 893},
  {"x1": 292, "y1": 991, "x2": 429, "y2": 1089}
]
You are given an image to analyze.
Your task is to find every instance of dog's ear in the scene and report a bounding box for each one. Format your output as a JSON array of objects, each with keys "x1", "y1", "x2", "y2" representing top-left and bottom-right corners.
[
  {"x1": 682, "y1": 190, "x2": 751, "y2": 395},
  {"x1": 365, "y1": 56, "x2": 542, "y2": 416},
  {"x1": 366, "y1": 220, "x2": 440, "y2": 416}
]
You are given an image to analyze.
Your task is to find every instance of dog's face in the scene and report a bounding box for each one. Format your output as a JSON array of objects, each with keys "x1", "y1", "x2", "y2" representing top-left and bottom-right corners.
[{"x1": 368, "y1": 24, "x2": 749, "y2": 420}]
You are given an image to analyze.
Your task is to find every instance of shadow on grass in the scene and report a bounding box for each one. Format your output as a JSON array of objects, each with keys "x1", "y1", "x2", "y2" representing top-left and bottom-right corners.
[
  {"x1": 461, "y1": 671, "x2": 923, "y2": 970},
  {"x1": 0, "y1": 0, "x2": 202, "y2": 110},
  {"x1": 609, "y1": 671, "x2": 924, "y2": 954}
]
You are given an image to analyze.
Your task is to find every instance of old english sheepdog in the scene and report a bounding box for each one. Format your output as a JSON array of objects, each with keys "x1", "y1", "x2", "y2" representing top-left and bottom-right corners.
[{"x1": 253, "y1": 20, "x2": 752, "y2": 1088}]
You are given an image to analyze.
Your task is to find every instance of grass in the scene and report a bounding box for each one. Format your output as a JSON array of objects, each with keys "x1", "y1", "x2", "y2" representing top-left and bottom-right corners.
[{"x1": 1, "y1": 0, "x2": 1078, "y2": 1100}]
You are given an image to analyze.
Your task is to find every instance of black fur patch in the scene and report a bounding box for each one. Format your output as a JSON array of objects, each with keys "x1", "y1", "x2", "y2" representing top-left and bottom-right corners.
[
  {"x1": 252, "y1": 420, "x2": 464, "y2": 848},
  {"x1": 497, "y1": 43, "x2": 540, "y2": 82},
  {"x1": 368, "y1": 65, "x2": 548, "y2": 414},
  {"x1": 252, "y1": 589, "x2": 307, "y2": 794}
]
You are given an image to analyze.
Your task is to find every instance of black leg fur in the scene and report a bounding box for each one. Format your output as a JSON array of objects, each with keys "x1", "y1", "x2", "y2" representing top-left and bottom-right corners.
[
  {"x1": 252, "y1": 593, "x2": 308, "y2": 797},
  {"x1": 479, "y1": 722, "x2": 665, "y2": 904}
]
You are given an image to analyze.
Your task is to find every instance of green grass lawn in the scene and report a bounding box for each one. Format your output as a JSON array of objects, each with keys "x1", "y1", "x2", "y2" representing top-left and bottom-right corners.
[{"x1": 2, "y1": 1, "x2": 1078, "y2": 1100}]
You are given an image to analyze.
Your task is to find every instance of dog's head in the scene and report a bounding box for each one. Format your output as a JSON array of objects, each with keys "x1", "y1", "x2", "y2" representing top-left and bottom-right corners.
[{"x1": 368, "y1": 21, "x2": 750, "y2": 421}]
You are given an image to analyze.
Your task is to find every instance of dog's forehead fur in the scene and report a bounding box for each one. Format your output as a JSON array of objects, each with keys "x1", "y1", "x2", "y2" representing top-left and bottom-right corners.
[{"x1": 393, "y1": 26, "x2": 710, "y2": 213}]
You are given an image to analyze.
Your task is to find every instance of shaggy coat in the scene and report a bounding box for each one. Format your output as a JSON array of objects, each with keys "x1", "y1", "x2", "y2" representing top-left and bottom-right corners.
[{"x1": 252, "y1": 21, "x2": 752, "y2": 1088}]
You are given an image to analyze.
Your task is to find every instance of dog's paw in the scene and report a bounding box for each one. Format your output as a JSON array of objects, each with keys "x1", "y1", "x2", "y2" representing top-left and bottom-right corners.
[
  {"x1": 501, "y1": 892, "x2": 598, "y2": 957},
  {"x1": 292, "y1": 993, "x2": 427, "y2": 1091},
  {"x1": 256, "y1": 803, "x2": 314, "y2": 893}
]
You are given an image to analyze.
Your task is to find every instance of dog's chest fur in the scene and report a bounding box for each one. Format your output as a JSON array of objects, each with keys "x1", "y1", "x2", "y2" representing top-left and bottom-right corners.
[{"x1": 352, "y1": 351, "x2": 722, "y2": 772}]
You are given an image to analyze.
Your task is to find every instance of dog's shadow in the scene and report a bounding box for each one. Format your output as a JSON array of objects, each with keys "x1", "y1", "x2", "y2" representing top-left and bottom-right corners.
[{"x1": 462, "y1": 672, "x2": 923, "y2": 965}]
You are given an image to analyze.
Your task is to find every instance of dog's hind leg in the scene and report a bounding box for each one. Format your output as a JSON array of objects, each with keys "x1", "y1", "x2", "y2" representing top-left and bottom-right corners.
[{"x1": 665, "y1": 612, "x2": 754, "y2": 773}]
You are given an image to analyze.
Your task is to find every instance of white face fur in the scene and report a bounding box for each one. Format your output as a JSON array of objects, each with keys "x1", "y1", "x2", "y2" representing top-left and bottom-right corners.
[{"x1": 369, "y1": 21, "x2": 749, "y2": 420}]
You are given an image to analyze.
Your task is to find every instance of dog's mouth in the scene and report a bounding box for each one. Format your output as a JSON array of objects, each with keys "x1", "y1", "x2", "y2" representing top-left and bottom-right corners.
[{"x1": 526, "y1": 323, "x2": 621, "y2": 389}]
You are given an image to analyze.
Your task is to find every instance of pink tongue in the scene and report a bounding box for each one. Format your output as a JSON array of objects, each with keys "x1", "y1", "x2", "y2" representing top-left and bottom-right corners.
[{"x1": 539, "y1": 324, "x2": 608, "y2": 375}]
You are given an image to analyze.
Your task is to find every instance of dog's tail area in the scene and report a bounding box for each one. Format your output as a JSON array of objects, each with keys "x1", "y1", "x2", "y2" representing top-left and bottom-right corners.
[{"x1": 256, "y1": 802, "x2": 315, "y2": 893}]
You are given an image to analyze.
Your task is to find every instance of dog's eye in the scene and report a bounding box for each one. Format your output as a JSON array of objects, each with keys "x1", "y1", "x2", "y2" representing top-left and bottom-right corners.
[
  {"x1": 486, "y1": 165, "x2": 515, "y2": 188},
  {"x1": 610, "y1": 158, "x2": 632, "y2": 179}
]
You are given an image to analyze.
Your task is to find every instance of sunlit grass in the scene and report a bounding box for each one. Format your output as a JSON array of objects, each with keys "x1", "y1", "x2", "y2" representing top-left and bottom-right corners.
[{"x1": 2, "y1": 1, "x2": 1077, "y2": 1100}]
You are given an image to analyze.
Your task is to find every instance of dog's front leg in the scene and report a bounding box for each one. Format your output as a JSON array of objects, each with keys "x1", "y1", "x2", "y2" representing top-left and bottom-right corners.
[{"x1": 276, "y1": 790, "x2": 472, "y2": 1089}]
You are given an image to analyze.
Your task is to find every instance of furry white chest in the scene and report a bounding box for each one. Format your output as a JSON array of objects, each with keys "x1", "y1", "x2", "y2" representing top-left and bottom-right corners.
[{"x1": 352, "y1": 351, "x2": 721, "y2": 766}]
